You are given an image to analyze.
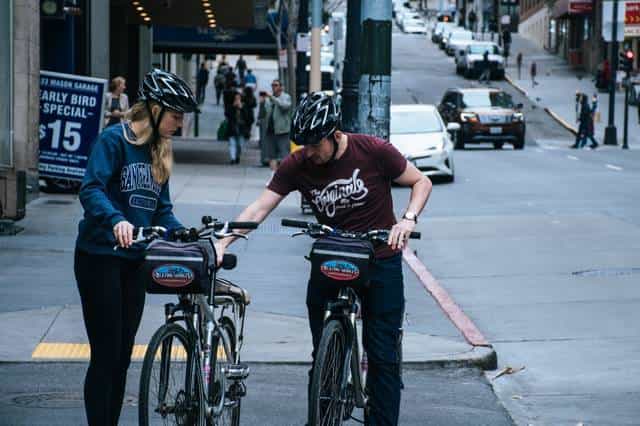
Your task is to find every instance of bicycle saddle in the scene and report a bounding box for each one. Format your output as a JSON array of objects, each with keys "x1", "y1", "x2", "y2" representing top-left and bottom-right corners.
[{"x1": 215, "y1": 279, "x2": 251, "y2": 305}]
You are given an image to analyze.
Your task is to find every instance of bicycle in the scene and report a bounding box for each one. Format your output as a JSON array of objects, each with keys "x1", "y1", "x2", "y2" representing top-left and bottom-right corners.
[
  {"x1": 130, "y1": 216, "x2": 259, "y2": 426},
  {"x1": 280, "y1": 218, "x2": 420, "y2": 426}
]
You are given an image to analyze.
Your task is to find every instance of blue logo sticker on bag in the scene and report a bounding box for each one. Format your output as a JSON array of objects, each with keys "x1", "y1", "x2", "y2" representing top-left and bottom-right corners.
[
  {"x1": 152, "y1": 265, "x2": 194, "y2": 287},
  {"x1": 320, "y1": 260, "x2": 360, "y2": 281}
]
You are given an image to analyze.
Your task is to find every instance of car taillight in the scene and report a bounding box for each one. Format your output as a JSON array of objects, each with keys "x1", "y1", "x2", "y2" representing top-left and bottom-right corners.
[{"x1": 460, "y1": 113, "x2": 478, "y2": 123}]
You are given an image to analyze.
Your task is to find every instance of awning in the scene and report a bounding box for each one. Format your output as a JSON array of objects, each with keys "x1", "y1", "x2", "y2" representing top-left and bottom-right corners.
[{"x1": 553, "y1": 0, "x2": 593, "y2": 18}]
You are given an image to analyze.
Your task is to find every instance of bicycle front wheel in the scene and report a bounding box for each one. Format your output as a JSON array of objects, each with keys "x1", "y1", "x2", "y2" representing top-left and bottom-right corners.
[
  {"x1": 139, "y1": 323, "x2": 204, "y2": 426},
  {"x1": 308, "y1": 319, "x2": 348, "y2": 426}
]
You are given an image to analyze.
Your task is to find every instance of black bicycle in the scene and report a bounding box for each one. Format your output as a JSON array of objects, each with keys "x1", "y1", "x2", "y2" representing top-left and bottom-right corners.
[
  {"x1": 281, "y1": 218, "x2": 420, "y2": 426},
  {"x1": 130, "y1": 216, "x2": 258, "y2": 426}
]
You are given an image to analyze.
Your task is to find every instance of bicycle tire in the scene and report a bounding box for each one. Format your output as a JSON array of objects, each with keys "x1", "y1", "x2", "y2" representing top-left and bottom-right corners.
[
  {"x1": 207, "y1": 318, "x2": 241, "y2": 426},
  {"x1": 139, "y1": 323, "x2": 205, "y2": 426},
  {"x1": 308, "y1": 319, "x2": 348, "y2": 426}
]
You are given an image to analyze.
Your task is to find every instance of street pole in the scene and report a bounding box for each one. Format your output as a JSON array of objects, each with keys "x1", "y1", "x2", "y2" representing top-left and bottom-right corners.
[
  {"x1": 623, "y1": 81, "x2": 630, "y2": 149},
  {"x1": 605, "y1": 0, "x2": 619, "y2": 145},
  {"x1": 310, "y1": 0, "x2": 322, "y2": 92},
  {"x1": 358, "y1": 0, "x2": 392, "y2": 139},
  {"x1": 342, "y1": 0, "x2": 362, "y2": 133},
  {"x1": 296, "y1": 0, "x2": 309, "y2": 101}
]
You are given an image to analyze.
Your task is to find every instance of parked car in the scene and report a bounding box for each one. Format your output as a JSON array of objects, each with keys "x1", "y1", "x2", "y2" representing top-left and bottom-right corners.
[
  {"x1": 390, "y1": 104, "x2": 458, "y2": 182},
  {"x1": 437, "y1": 88, "x2": 525, "y2": 150},
  {"x1": 402, "y1": 18, "x2": 427, "y2": 34},
  {"x1": 439, "y1": 29, "x2": 470, "y2": 50},
  {"x1": 454, "y1": 40, "x2": 484, "y2": 74},
  {"x1": 445, "y1": 31, "x2": 474, "y2": 56},
  {"x1": 431, "y1": 22, "x2": 455, "y2": 44},
  {"x1": 459, "y1": 43, "x2": 505, "y2": 79}
]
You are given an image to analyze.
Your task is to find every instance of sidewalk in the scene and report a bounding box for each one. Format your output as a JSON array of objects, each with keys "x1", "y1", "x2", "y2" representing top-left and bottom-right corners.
[
  {"x1": 0, "y1": 141, "x2": 495, "y2": 369},
  {"x1": 503, "y1": 34, "x2": 639, "y2": 149}
]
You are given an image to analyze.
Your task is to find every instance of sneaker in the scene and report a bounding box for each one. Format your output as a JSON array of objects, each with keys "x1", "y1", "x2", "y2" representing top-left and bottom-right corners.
[
  {"x1": 569, "y1": 144, "x2": 578, "y2": 149},
  {"x1": 590, "y1": 144, "x2": 598, "y2": 149}
]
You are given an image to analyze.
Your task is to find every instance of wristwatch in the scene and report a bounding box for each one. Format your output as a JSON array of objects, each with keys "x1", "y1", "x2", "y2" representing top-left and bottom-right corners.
[{"x1": 402, "y1": 212, "x2": 418, "y2": 223}]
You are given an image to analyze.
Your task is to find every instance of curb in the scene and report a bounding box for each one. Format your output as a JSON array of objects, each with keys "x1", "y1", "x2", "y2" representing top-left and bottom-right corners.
[
  {"x1": 504, "y1": 73, "x2": 578, "y2": 137},
  {"x1": 402, "y1": 249, "x2": 497, "y2": 371}
]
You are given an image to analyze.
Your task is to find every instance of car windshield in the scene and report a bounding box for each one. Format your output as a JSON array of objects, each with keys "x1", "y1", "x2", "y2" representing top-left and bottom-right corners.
[
  {"x1": 469, "y1": 44, "x2": 499, "y2": 54},
  {"x1": 461, "y1": 91, "x2": 514, "y2": 109},
  {"x1": 391, "y1": 110, "x2": 443, "y2": 134},
  {"x1": 451, "y1": 32, "x2": 473, "y2": 41}
]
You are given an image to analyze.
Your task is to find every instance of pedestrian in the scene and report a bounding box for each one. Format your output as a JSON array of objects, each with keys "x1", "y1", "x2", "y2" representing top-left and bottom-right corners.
[
  {"x1": 214, "y1": 69, "x2": 225, "y2": 105},
  {"x1": 478, "y1": 50, "x2": 491, "y2": 84},
  {"x1": 225, "y1": 92, "x2": 252, "y2": 164},
  {"x1": 235, "y1": 55, "x2": 247, "y2": 84},
  {"x1": 263, "y1": 79, "x2": 292, "y2": 171},
  {"x1": 468, "y1": 10, "x2": 477, "y2": 33},
  {"x1": 575, "y1": 91, "x2": 583, "y2": 122},
  {"x1": 571, "y1": 95, "x2": 597, "y2": 149},
  {"x1": 75, "y1": 69, "x2": 196, "y2": 426},
  {"x1": 196, "y1": 62, "x2": 209, "y2": 104},
  {"x1": 244, "y1": 69, "x2": 257, "y2": 90},
  {"x1": 104, "y1": 76, "x2": 130, "y2": 128},
  {"x1": 222, "y1": 73, "x2": 239, "y2": 114},
  {"x1": 591, "y1": 93, "x2": 600, "y2": 124},
  {"x1": 530, "y1": 61, "x2": 538, "y2": 87},
  {"x1": 257, "y1": 91, "x2": 269, "y2": 166},
  {"x1": 516, "y1": 52, "x2": 523, "y2": 80},
  {"x1": 217, "y1": 54, "x2": 229, "y2": 74},
  {"x1": 502, "y1": 29, "x2": 511, "y2": 65},
  {"x1": 242, "y1": 85, "x2": 257, "y2": 131}
]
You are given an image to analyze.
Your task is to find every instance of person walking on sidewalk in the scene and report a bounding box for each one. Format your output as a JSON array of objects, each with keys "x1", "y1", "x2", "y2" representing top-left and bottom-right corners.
[
  {"x1": 225, "y1": 92, "x2": 252, "y2": 164},
  {"x1": 214, "y1": 69, "x2": 225, "y2": 105},
  {"x1": 74, "y1": 69, "x2": 196, "y2": 426},
  {"x1": 468, "y1": 10, "x2": 477, "y2": 32},
  {"x1": 530, "y1": 61, "x2": 538, "y2": 87},
  {"x1": 571, "y1": 95, "x2": 598, "y2": 149},
  {"x1": 196, "y1": 62, "x2": 209, "y2": 104},
  {"x1": 263, "y1": 79, "x2": 292, "y2": 171},
  {"x1": 244, "y1": 69, "x2": 257, "y2": 90},
  {"x1": 236, "y1": 55, "x2": 248, "y2": 84},
  {"x1": 516, "y1": 52, "x2": 523, "y2": 80},
  {"x1": 213, "y1": 92, "x2": 433, "y2": 426},
  {"x1": 478, "y1": 50, "x2": 491, "y2": 84},
  {"x1": 502, "y1": 28, "x2": 511, "y2": 66}
]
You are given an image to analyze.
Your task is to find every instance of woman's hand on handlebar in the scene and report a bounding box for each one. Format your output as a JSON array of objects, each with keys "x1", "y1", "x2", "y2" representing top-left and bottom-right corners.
[
  {"x1": 388, "y1": 219, "x2": 416, "y2": 251},
  {"x1": 113, "y1": 220, "x2": 135, "y2": 248}
]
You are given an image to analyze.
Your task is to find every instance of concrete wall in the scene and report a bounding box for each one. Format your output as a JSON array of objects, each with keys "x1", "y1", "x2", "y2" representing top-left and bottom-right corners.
[
  {"x1": 518, "y1": 6, "x2": 549, "y2": 49},
  {"x1": 0, "y1": 0, "x2": 39, "y2": 220},
  {"x1": 90, "y1": 1, "x2": 109, "y2": 79}
]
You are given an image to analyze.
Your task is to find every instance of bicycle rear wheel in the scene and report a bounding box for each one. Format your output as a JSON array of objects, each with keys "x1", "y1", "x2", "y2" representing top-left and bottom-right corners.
[
  {"x1": 308, "y1": 319, "x2": 348, "y2": 426},
  {"x1": 139, "y1": 323, "x2": 204, "y2": 426},
  {"x1": 208, "y1": 318, "x2": 241, "y2": 426}
]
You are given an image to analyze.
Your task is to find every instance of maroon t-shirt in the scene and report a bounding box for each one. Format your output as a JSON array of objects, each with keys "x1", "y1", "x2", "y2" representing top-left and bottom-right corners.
[{"x1": 268, "y1": 133, "x2": 408, "y2": 258}]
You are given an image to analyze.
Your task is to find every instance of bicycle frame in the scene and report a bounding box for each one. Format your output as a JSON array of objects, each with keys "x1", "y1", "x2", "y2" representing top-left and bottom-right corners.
[{"x1": 323, "y1": 287, "x2": 368, "y2": 410}]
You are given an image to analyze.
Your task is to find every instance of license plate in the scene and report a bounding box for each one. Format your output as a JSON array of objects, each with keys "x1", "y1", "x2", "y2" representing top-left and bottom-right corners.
[{"x1": 490, "y1": 127, "x2": 502, "y2": 134}]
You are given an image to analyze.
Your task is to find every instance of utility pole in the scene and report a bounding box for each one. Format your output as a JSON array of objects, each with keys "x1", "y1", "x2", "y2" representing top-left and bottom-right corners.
[
  {"x1": 296, "y1": 0, "x2": 310, "y2": 101},
  {"x1": 310, "y1": 0, "x2": 322, "y2": 92},
  {"x1": 604, "y1": 0, "x2": 620, "y2": 145},
  {"x1": 341, "y1": 0, "x2": 362, "y2": 133},
  {"x1": 358, "y1": 0, "x2": 392, "y2": 139},
  {"x1": 286, "y1": 0, "x2": 299, "y2": 101}
]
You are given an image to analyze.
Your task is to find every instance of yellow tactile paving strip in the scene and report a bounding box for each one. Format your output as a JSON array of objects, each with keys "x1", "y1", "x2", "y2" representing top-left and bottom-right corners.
[{"x1": 32, "y1": 343, "x2": 226, "y2": 361}]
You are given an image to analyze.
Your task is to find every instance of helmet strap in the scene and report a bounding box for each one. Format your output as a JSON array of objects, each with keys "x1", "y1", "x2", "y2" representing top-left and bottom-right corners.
[
  {"x1": 145, "y1": 101, "x2": 165, "y2": 144},
  {"x1": 329, "y1": 132, "x2": 339, "y2": 162}
]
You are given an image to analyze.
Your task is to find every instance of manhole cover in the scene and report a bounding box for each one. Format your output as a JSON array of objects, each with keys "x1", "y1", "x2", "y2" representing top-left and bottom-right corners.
[
  {"x1": 7, "y1": 392, "x2": 137, "y2": 409},
  {"x1": 572, "y1": 267, "x2": 640, "y2": 278},
  {"x1": 45, "y1": 199, "x2": 73, "y2": 205}
]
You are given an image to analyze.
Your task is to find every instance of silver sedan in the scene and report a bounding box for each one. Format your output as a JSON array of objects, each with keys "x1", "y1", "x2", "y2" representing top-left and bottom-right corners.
[{"x1": 390, "y1": 104, "x2": 459, "y2": 182}]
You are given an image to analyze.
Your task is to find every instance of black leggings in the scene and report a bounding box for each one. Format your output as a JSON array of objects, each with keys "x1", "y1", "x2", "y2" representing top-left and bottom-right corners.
[{"x1": 74, "y1": 249, "x2": 145, "y2": 426}]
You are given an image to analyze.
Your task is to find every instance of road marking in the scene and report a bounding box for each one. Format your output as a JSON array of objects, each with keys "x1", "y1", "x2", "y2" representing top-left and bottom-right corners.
[
  {"x1": 403, "y1": 249, "x2": 491, "y2": 347},
  {"x1": 606, "y1": 164, "x2": 623, "y2": 171},
  {"x1": 32, "y1": 342, "x2": 226, "y2": 361},
  {"x1": 567, "y1": 155, "x2": 579, "y2": 160}
]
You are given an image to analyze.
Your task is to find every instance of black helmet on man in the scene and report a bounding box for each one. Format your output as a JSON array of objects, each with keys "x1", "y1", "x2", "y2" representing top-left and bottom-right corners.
[
  {"x1": 138, "y1": 69, "x2": 198, "y2": 114},
  {"x1": 290, "y1": 92, "x2": 341, "y2": 146}
]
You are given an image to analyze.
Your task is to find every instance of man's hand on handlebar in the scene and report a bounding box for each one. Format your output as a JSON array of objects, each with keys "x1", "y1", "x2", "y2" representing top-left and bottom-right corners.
[
  {"x1": 113, "y1": 220, "x2": 135, "y2": 248},
  {"x1": 388, "y1": 219, "x2": 416, "y2": 251}
]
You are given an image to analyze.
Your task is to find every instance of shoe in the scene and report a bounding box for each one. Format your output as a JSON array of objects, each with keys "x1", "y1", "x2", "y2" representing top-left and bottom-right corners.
[
  {"x1": 570, "y1": 144, "x2": 578, "y2": 149},
  {"x1": 590, "y1": 144, "x2": 598, "y2": 149},
  {"x1": 229, "y1": 159, "x2": 236, "y2": 165}
]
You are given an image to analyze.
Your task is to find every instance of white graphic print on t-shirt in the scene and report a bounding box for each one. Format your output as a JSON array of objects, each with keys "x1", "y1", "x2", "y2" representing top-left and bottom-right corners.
[{"x1": 310, "y1": 169, "x2": 369, "y2": 218}]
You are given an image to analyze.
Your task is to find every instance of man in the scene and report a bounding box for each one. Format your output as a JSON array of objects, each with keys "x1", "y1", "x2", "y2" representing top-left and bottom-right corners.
[
  {"x1": 468, "y1": 10, "x2": 477, "y2": 32},
  {"x1": 196, "y1": 62, "x2": 209, "y2": 104},
  {"x1": 501, "y1": 28, "x2": 512, "y2": 65},
  {"x1": 479, "y1": 50, "x2": 491, "y2": 84},
  {"x1": 214, "y1": 92, "x2": 433, "y2": 425},
  {"x1": 235, "y1": 55, "x2": 247, "y2": 84},
  {"x1": 263, "y1": 79, "x2": 292, "y2": 171}
]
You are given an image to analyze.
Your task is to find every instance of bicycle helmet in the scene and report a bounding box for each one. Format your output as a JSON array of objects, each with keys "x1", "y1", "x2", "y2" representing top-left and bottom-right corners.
[
  {"x1": 290, "y1": 92, "x2": 341, "y2": 147},
  {"x1": 138, "y1": 69, "x2": 198, "y2": 113}
]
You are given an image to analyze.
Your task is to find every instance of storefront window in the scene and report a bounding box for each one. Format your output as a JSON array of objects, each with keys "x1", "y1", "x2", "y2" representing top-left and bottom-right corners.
[{"x1": 0, "y1": 1, "x2": 12, "y2": 167}]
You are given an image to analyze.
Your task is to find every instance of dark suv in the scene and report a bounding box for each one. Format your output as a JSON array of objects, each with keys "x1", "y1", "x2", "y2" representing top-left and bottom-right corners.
[{"x1": 437, "y1": 88, "x2": 525, "y2": 149}]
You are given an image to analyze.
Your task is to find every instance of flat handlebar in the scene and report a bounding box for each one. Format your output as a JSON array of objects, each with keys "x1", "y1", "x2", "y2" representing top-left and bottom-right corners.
[{"x1": 280, "y1": 218, "x2": 421, "y2": 240}]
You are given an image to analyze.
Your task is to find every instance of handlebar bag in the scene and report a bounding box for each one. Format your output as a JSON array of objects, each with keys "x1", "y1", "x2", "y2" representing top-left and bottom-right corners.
[
  {"x1": 140, "y1": 239, "x2": 214, "y2": 294},
  {"x1": 309, "y1": 236, "x2": 375, "y2": 288}
]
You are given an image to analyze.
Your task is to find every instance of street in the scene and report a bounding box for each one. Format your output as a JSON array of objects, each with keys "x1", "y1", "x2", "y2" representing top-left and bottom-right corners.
[{"x1": 1, "y1": 21, "x2": 640, "y2": 426}]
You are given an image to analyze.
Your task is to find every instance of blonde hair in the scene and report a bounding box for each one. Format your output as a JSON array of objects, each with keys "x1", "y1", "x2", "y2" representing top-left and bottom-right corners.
[
  {"x1": 109, "y1": 76, "x2": 126, "y2": 92},
  {"x1": 125, "y1": 101, "x2": 173, "y2": 184}
]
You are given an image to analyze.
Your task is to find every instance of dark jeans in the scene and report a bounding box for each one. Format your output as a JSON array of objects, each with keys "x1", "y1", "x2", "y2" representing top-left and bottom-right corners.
[
  {"x1": 307, "y1": 254, "x2": 404, "y2": 426},
  {"x1": 74, "y1": 249, "x2": 146, "y2": 426}
]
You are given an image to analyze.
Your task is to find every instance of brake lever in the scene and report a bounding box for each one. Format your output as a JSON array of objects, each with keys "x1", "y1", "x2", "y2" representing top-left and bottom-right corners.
[
  {"x1": 291, "y1": 231, "x2": 307, "y2": 238},
  {"x1": 215, "y1": 231, "x2": 249, "y2": 240}
]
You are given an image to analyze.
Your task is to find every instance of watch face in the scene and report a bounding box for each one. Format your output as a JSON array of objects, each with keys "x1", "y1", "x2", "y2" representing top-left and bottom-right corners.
[{"x1": 42, "y1": 0, "x2": 58, "y2": 15}]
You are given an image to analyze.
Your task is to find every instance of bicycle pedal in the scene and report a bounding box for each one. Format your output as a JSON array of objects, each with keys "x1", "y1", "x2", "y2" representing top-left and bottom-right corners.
[{"x1": 224, "y1": 363, "x2": 250, "y2": 380}]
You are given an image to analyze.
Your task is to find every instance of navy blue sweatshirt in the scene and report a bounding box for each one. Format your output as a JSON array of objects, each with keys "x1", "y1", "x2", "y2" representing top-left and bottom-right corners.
[{"x1": 76, "y1": 123, "x2": 183, "y2": 259}]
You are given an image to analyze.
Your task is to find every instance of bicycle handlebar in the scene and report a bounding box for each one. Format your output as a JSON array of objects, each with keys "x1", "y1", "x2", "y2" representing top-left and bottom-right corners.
[{"x1": 280, "y1": 218, "x2": 421, "y2": 240}]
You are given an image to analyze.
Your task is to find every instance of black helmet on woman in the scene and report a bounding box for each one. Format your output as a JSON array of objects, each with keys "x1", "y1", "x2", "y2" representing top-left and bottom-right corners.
[
  {"x1": 138, "y1": 69, "x2": 198, "y2": 113},
  {"x1": 290, "y1": 92, "x2": 341, "y2": 146}
]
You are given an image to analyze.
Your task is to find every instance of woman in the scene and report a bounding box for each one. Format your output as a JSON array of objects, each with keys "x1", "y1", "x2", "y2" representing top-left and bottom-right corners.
[
  {"x1": 225, "y1": 91, "x2": 252, "y2": 164},
  {"x1": 75, "y1": 69, "x2": 197, "y2": 425},
  {"x1": 104, "y1": 76, "x2": 130, "y2": 127}
]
